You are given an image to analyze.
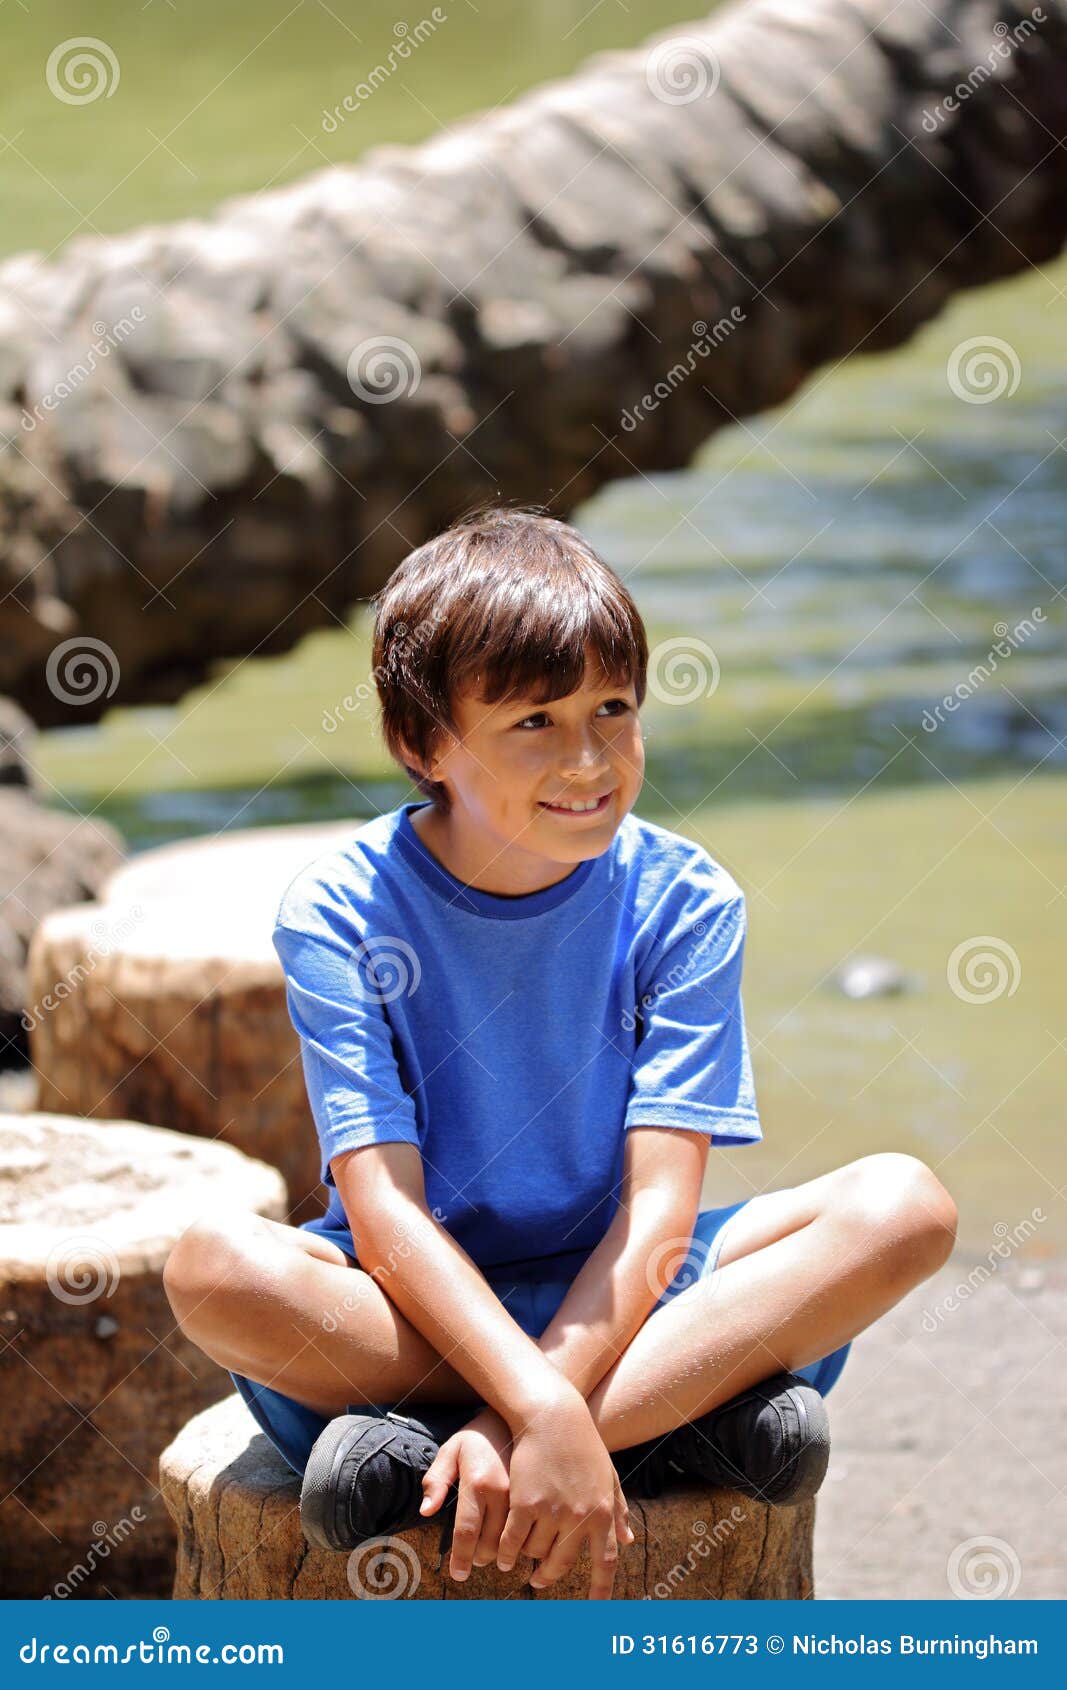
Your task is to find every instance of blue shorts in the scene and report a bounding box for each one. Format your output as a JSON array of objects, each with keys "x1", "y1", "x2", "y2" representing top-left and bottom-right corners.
[{"x1": 229, "y1": 1198, "x2": 852, "y2": 1477}]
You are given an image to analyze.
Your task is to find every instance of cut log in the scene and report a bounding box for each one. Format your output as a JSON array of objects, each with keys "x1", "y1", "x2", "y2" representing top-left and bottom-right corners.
[
  {"x1": 27, "y1": 820, "x2": 359, "y2": 1225},
  {"x1": 160, "y1": 1393, "x2": 815, "y2": 1600},
  {"x1": 0, "y1": 1111, "x2": 287, "y2": 1598}
]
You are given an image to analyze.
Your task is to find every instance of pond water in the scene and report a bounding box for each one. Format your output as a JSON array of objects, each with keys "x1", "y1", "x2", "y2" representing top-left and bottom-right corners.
[{"x1": 9, "y1": 2, "x2": 1065, "y2": 1251}]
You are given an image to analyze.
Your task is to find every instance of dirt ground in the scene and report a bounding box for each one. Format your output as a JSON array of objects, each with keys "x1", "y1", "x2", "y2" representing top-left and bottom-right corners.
[{"x1": 814, "y1": 1253, "x2": 1065, "y2": 1600}]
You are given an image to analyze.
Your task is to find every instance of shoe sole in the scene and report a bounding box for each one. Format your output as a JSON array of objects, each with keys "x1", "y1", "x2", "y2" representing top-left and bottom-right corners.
[
  {"x1": 300, "y1": 1415, "x2": 383, "y2": 1552},
  {"x1": 763, "y1": 1379, "x2": 830, "y2": 1506}
]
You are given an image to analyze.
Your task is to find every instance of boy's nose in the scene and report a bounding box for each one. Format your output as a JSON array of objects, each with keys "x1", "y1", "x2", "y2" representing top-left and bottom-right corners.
[{"x1": 559, "y1": 746, "x2": 611, "y2": 780}]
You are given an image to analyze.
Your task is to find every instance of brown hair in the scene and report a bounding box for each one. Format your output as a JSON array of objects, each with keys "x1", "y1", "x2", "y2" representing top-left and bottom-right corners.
[{"x1": 371, "y1": 506, "x2": 648, "y2": 813}]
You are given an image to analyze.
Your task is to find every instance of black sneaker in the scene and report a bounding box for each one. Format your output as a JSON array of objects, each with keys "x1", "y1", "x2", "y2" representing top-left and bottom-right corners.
[
  {"x1": 612, "y1": 1371, "x2": 830, "y2": 1506},
  {"x1": 300, "y1": 1402, "x2": 473, "y2": 1559}
]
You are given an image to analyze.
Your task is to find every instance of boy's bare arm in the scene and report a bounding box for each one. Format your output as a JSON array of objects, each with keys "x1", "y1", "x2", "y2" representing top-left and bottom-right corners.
[
  {"x1": 332, "y1": 1142, "x2": 586, "y2": 1429},
  {"x1": 335, "y1": 1126, "x2": 707, "y2": 1414},
  {"x1": 530, "y1": 1126, "x2": 709, "y2": 1398}
]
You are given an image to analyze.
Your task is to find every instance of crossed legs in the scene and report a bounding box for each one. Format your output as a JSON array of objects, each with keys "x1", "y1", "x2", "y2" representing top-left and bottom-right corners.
[{"x1": 163, "y1": 1152, "x2": 957, "y2": 1453}]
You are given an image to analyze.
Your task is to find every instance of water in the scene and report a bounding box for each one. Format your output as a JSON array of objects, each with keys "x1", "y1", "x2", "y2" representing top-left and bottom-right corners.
[{"x1": 8, "y1": 2, "x2": 1065, "y2": 1250}]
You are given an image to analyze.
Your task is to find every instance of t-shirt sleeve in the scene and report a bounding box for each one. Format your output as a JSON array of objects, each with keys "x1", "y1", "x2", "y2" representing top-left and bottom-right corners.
[
  {"x1": 273, "y1": 917, "x2": 421, "y2": 1189},
  {"x1": 623, "y1": 872, "x2": 762, "y2": 1146}
]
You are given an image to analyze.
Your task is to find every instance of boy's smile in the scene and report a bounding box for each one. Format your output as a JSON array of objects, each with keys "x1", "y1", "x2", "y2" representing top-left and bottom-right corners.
[
  {"x1": 407, "y1": 644, "x2": 644, "y2": 897},
  {"x1": 538, "y1": 789, "x2": 615, "y2": 818}
]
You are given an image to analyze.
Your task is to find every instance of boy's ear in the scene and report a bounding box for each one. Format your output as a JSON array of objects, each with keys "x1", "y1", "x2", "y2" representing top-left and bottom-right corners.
[
  {"x1": 397, "y1": 731, "x2": 449, "y2": 785},
  {"x1": 397, "y1": 735, "x2": 430, "y2": 781}
]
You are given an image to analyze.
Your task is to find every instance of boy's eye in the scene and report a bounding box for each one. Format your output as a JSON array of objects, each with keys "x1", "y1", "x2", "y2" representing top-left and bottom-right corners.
[{"x1": 513, "y1": 698, "x2": 632, "y2": 730}]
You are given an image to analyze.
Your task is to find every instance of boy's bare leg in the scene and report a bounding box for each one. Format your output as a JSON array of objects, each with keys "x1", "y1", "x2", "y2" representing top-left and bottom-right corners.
[
  {"x1": 163, "y1": 1212, "x2": 482, "y2": 1417},
  {"x1": 584, "y1": 1151, "x2": 957, "y2": 1451},
  {"x1": 164, "y1": 1153, "x2": 955, "y2": 1441}
]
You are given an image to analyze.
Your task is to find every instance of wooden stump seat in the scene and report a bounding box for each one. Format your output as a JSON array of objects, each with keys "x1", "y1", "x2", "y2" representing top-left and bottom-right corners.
[
  {"x1": 160, "y1": 1393, "x2": 815, "y2": 1600},
  {"x1": 0, "y1": 1111, "x2": 287, "y2": 1598},
  {"x1": 26, "y1": 820, "x2": 359, "y2": 1224}
]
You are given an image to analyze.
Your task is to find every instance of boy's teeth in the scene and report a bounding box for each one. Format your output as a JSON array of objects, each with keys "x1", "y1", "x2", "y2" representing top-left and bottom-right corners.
[{"x1": 546, "y1": 796, "x2": 602, "y2": 811}]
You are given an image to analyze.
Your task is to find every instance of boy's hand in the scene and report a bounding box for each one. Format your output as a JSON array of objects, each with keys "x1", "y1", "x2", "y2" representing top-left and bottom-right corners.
[
  {"x1": 419, "y1": 1407, "x2": 514, "y2": 1582},
  {"x1": 420, "y1": 1401, "x2": 635, "y2": 1595},
  {"x1": 499, "y1": 1393, "x2": 634, "y2": 1600}
]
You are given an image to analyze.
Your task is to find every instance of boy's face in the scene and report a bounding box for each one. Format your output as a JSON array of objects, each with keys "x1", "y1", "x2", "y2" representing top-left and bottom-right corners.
[{"x1": 418, "y1": 646, "x2": 645, "y2": 876}]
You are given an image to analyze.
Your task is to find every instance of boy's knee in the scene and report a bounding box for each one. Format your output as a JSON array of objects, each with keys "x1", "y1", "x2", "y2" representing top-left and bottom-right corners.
[
  {"x1": 840, "y1": 1153, "x2": 958, "y2": 1282},
  {"x1": 163, "y1": 1210, "x2": 269, "y2": 1334}
]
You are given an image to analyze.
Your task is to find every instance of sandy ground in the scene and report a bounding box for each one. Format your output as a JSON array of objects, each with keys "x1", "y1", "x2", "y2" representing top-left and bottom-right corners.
[{"x1": 814, "y1": 1254, "x2": 1065, "y2": 1600}]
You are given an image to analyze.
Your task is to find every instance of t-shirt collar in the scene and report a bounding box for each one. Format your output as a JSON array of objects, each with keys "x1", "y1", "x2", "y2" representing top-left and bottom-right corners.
[{"x1": 395, "y1": 802, "x2": 597, "y2": 920}]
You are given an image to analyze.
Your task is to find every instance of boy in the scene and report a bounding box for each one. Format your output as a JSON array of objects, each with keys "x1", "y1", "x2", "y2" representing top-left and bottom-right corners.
[{"x1": 164, "y1": 507, "x2": 958, "y2": 1601}]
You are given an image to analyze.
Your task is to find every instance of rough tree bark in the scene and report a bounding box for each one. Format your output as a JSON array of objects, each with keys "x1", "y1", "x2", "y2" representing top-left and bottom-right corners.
[
  {"x1": 0, "y1": 700, "x2": 124, "y2": 1060},
  {"x1": 1, "y1": 0, "x2": 1065, "y2": 725}
]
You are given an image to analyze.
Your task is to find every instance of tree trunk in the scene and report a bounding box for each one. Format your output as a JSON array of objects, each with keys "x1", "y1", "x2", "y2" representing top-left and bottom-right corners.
[
  {"x1": 28, "y1": 820, "x2": 359, "y2": 1224},
  {"x1": 160, "y1": 1393, "x2": 815, "y2": 1600},
  {"x1": 0, "y1": 1113, "x2": 286, "y2": 1598},
  {"x1": 2, "y1": 0, "x2": 1065, "y2": 724}
]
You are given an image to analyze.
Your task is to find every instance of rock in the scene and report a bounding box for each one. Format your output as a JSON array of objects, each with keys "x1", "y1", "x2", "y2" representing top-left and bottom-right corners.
[
  {"x1": 831, "y1": 955, "x2": 912, "y2": 1000},
  {"x1": 0, "y1": 697, "x2": 34, "y2": 787},
  {"x1": 1, "y1": 779, "x2": 125, "y2": 1063},
  {"x1": 159, "y1": 1393, "x2": 815, "y2": 1600},
  {"x1": 0, "y1": 1111, "x2": 287, "y2": 1598},
  {"x1": 28, "y1": 819, "x2": 361, "y2": 1224},
  {"x1": 0, "y1": 1065, "x2": 37, "y2": 1113}
]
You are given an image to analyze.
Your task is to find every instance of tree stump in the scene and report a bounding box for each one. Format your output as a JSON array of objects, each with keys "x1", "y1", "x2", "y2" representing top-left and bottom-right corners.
[
  {"x1": 160, "y1": 1394, "x2": 815, "y2": 1600},
  {"x1": 0, "y1": 1111, "x2": 287, "y2": 1598},
  {"x1": 26, "y1": 820, "x2": 358, "y2": 1225}
]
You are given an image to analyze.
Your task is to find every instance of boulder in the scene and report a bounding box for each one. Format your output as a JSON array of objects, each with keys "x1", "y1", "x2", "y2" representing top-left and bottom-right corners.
[
  {"x1": 0, "y1": 1111, "x2": 287, "y2": 1598},
  {"x1": 0, "y1": 695, "x2": 125, "y2": 1061},
  {"x1": 27, "y1": 820, "x2": 359, "y2": 1224},
  {"x1": 160, "y1": 1393, "x2": 815, "y2": 1600}
]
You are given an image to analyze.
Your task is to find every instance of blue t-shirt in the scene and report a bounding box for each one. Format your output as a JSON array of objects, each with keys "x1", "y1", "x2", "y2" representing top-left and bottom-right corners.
[{"x1": 274, "y1": 801, "x2": 761, "y2": 1281}]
